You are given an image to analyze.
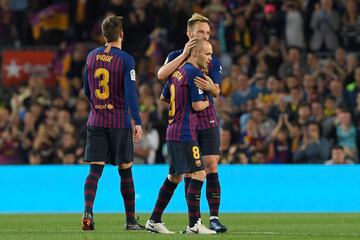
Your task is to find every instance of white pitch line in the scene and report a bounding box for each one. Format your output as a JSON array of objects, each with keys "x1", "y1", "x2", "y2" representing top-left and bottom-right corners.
[{"x1": 231, "y1": 231, "x2": 360, "y2": 237}]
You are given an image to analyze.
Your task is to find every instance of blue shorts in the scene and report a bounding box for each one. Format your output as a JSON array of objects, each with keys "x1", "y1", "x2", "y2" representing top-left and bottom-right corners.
[
  {"x1": 84, "y1": 126, "x2": 133, "y2": 165},
  {"x1": 167, "y1": 141, "x2": 204, "y2": 175},
  {"x1": 198, "y1": 127, "x2": 220, "y2": 156}
]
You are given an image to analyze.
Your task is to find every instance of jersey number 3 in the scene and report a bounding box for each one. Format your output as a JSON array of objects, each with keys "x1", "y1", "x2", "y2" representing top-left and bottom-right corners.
[{"x1": 95, "y1": 68, "x2": 110, "y2": 100}]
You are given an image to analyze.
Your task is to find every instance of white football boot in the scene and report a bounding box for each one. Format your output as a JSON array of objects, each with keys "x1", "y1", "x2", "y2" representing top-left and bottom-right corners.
[
  {"x1": 185, "y1": 220, "x2": 217, "y2": 234},
  {"x1": 145, "y1": 220, "x2": 175, "y2": 234}
]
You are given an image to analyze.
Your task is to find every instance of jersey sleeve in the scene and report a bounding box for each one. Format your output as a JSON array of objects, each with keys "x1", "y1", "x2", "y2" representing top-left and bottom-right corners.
[
  {"x1": 83, "y1": 66, "x2": 90, "y2": 100},
  {"x1": 161, "y1": 80, "x2": 170, "y2": 100},
  {"x1": 124, "y1": 55, "x2": 142, "y2": 126},
  {"x1": 163, "y1": 50, "x2": 181, "y2": 65},
  {"x1": 209, "y1": 56, "x2": 222, "y2": 85},
  {"x1": 189, "y1": 71, "x2": 206, "y2": 102}
]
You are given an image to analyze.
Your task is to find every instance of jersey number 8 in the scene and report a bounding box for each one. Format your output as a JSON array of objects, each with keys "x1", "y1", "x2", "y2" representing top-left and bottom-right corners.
[{"x1": 192, "y1": 146, "x2": 200, "y2": 160}]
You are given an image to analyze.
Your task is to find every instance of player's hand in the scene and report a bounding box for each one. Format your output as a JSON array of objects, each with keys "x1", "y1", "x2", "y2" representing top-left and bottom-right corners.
[
  {"x1": 133, "y1": 125, "x2": 142, "y2": 143},
  {"x1": 204, "y1": 99, "x2": 210, "y2": 108},
  {"x1": 195, "y1": 76, "x2": 213, "y2": 91},
  {"x1": 181, "y1": 38, "x2": 197, "y2": 58}
]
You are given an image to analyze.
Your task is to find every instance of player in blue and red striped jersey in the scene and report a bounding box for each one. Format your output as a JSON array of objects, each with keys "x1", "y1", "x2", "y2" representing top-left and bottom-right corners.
[
  {"x1": 145, "y1": 39, "x2": 216, "y2": 235},
  {"x1": 81, "y1": 15, "x2": 143, "y2": 231},
  {"x1": 157, "y1": 13, "x2": 226, "y2": 233}
]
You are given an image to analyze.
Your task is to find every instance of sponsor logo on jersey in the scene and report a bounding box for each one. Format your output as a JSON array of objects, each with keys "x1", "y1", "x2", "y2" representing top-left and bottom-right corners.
[{"x1": 95, "y1": 104, "x2": 114, "y2": 110}]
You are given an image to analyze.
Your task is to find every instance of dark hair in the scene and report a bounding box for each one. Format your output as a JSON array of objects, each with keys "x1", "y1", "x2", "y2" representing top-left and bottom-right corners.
[
  {"x1": 306, "y1": 120, "x2": 320, "y2": 130},
  {"x1": 332, "y1": 145, "x2": 344, "y2": 151},
  {"x1": 299, "y1": 103, "x2": 310, "y2": 109},
  {"x1": 101, "y1": 15, "x2": 123, "y2": 42}
]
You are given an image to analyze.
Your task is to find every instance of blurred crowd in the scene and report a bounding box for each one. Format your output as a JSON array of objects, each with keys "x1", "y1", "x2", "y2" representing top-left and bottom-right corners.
[{"x1": 1, "y1": 0, "x2": 360, "y2": 165}]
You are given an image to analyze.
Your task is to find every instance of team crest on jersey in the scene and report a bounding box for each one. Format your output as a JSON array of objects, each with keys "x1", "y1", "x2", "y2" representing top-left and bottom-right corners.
[
  {"x1": 130, "y1": 69, "x2": 136, "y2": 81},
  {"x1": 195, "y1": 159, "x2": 201, "y2": 167}
]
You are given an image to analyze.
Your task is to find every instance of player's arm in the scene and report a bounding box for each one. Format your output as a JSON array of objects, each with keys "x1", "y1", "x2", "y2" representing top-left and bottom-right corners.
[
  {"x1": 194, "y1": 75, "x2": 220, "y2": 98},
  {"x1": 124, "y1": 56, "x2": 142, "y2": 142},
  {"x1": 157, "y1": 39, "x2": 196, "y2": 81},
  {"x1": 192, "y1": 99, "x2": 209, "y2": 111},
  {"x1": 190, "y1": 73, "x2": 209, "y2": 111},
  {"x1": 195, "y1": 57, "x2": 222, "y2": 97},
  {"x1": 160, "y1": 80, "x2": 170, "y2": 103},
  {"x1": 83, "y1": 67, "x2": 90, "y2": 100}
]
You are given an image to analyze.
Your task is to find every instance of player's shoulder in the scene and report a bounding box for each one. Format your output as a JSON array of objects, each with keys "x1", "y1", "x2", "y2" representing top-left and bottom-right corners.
[
  {"x1": 113, "y1": 48, "x2": 135, "y2": 62},
  {"x1": 87, "y1": 47, "x2": 104, "y2": 58},
  {"x1": 168, "y1": 49, "x2": 183, "y2": 57},
  {"x1": 183, "y1": 63, "x2": 203, "y2": 82},
  {"x1": 210, "y1": 55, "x2": 221, "y2": 66},
  {"x1": 164, "y1": 49, "x2": 183, "y2": 64},
  {"x1": 184, "y1": 63, "x2": 202, "y2": 75},
  {"x1": 165, "y1": 49, "x2": 183, "y2": 63}
]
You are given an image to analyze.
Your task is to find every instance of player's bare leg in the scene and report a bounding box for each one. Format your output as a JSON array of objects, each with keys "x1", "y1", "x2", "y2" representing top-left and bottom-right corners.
[{"x1": 82, "y1": 162, "x2": 105, "y2": 230}]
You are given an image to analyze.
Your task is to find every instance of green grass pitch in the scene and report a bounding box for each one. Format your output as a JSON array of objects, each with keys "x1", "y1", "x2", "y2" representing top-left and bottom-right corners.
[{"x1": 1, "y1": 213, "x2": 360, "y2": 240}]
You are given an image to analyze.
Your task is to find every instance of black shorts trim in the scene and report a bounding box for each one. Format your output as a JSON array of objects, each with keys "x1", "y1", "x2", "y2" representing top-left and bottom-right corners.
[
  {"x1": 167, "y1": 141, "x2": 204, "y2": 175},
  {"x1": 198, "y1": 127, "x2": 220, "y2": 156},
  {"x1": 84, "y1": 126, "x2": 133, "y2": 165}
]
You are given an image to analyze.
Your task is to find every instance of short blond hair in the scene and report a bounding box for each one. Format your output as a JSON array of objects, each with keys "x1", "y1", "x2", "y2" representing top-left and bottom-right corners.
[{"x1": 187, "y1": 13, "x2": 209, "y2": 30}]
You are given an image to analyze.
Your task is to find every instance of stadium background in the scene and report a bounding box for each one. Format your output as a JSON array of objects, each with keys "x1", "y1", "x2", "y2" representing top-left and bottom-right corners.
[
  {"x1": 2, "y1": 0, "x2": 360, "y2": 166},
  {"x1": 1, "y1": 0, "x2": 360, "y2": 239}
]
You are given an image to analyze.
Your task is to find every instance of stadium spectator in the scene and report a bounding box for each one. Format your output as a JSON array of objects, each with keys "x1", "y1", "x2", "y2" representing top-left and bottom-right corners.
[
  {"x1": 268, "y1": 114, "x2": 292, "y2": 163},
  {"x1": 239, "y1": 117, "x2": 266, "y2": 163},
  {"x1": 293, "y1": 121, "x2": 330, "y2": 164},
  {"x1": 282, "y1": 0, "x2": 305, "y2": 49},
  {"x1": 134, "y1": 105, "x2": 160, "y2": 164},
  {"x1": 310, "y1": 0, "x2": 341, "y2": 52},
  {"x1": 340, "y1": 0, "x2": 360, "y2": 51},
  {"x1": 335, "y1": 109, "x2": 358, "y2": 161},
  {"x1": 325, "y1": 145, "x2": 354, "y2": 164},
  {"x1": 260, "y1": 4, "x2": 281, "y2": 45}
]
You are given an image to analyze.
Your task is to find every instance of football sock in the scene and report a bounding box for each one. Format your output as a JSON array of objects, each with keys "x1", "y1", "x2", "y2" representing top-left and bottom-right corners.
[
  {"x1": 184, "y1": 177, "x2": 191, "y2": 199},
  {"x1": 84, "y1": 164, "x2": 104, "y2": 214},
  {"x1": 206, "y1": 173, "x2": 221, "y2": 217},
  {"x1": 187, "y1": 178, "x2": 203, "y2": 227},
  {"x1": 150, "y1": 178, "x2": 178, "y2": 223},
  {"x1": 119, "y1": 167, "x2": 136, "y2": 223}
]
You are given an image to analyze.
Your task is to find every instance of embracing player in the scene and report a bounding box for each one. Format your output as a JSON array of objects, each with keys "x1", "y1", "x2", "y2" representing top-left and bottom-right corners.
[
  {"x1": 157, "y1": 13, "x2": 226, "y2": 233},
  {"x1": 145, "y1": 39, "x2": 216, "y2": 234}
]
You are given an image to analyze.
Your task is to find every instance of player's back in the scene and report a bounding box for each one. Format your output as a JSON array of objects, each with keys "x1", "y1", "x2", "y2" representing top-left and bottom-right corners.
[
  {"x1": 84, "y1": 46, "x2": 134, "y2": 128},
  {"x1": 166, "y1": 63, "x2": 202, "y2": 141}
]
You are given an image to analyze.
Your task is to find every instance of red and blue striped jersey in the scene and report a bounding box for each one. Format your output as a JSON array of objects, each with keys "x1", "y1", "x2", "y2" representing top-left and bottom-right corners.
[
  {"x1": 162, "y1": 63, "x2": 206, "y2": 141},
  {"x1": 83, "y1": 46, "x2": 142, "y2": 128},
  {"x1": 164, "y1": 49, "x2": 222, "y2": 130}
]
